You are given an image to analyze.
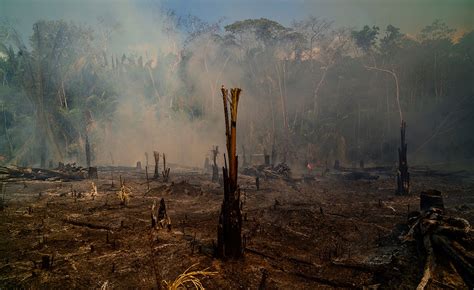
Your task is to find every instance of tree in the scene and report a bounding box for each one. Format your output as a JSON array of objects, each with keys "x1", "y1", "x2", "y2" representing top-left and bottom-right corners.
[{"x1": 351, "y1": 25, "x2": 379, "y2": 54}]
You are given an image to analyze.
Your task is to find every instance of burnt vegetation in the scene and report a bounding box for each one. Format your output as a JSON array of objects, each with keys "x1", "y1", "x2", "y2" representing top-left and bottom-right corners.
[{"x1": 0, "y1": 8, "x2": 473, "y2": 290}]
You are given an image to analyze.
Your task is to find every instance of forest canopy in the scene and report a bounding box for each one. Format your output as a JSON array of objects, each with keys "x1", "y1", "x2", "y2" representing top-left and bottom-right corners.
[{"x1": 0, "y1": 15, "x2": 473, "y2": 168}]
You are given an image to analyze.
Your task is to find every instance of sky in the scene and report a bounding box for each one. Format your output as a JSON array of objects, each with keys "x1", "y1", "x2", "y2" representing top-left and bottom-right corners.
[{"x1": 1, "y1": 0, "x2": 473, "y2": 50}]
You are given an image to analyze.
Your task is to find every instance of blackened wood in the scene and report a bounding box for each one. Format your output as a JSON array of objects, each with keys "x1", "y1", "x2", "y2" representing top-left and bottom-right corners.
[
  {"x1": 397, "y1": 121, "x2": 410, "y2": 195},
  {"x1": 85, "y1": 134, "x2": 91, "y2": 168},
  {"x1": 217, "y1": 87, "x2": 243, "y2": 259},
  {"x1": 153, "y1": 151, "x2": 159, "y2": 179}
]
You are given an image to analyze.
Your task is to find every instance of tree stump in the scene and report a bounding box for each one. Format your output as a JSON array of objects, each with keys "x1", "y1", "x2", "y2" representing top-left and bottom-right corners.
[
  {"x1": 85, "y1": 134, "x2": 91, "y2": 168},
  {"x1": 420, "y1": 190, "x2": 444, "y2": 212},
  {"x1": 162, "y1": 154, "x2": 170, "y2": 182},
  {"x1": 153, "y1": 151, "x2": 159, "y2": 179}
]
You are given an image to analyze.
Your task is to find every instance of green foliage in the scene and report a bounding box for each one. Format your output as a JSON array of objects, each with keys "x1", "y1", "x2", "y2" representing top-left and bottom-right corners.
[
  {"x1": 351, "y1": 25, "x2": 380, "y2": 52},
  {"x1": 225, "y1": 18, "x2": 288, "y2": 46},
  {"x1": 0, "y1": 15, "x2": 473, "y2": 167}
]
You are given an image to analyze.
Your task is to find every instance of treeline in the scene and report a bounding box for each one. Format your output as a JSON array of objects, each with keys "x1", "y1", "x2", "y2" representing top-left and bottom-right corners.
[{"x1": 0, "y1": 15, "x2": 473, "y2": 167}]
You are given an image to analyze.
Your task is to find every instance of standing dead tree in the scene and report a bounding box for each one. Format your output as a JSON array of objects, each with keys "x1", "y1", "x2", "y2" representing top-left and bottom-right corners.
[
  {"x1": 397, "y1": 121, "x2": 410, "y2": 195},
  {"x1": 211, "y1": 146, "x2": 219, "y2": 182},
  {"x1": 365, "y1": 66, "x2": 409, "y2": 195},
  {"x1": 153, "y1": 151, "x2": 160, "y2": 179},
  {"x1": 85, "y1": 134, "x2": 97, "y2": 179},
  {"x1": 162, "y1": 154, "x2": 170, "y2": 182},
  {"x1": 216, "y1": 86, "x2": 243, "y2": 259}
]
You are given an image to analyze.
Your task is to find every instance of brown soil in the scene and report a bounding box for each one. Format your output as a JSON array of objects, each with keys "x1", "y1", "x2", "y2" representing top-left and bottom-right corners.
[{"x1": 0, "y1": 167, "x2": 473, "y2": 289}]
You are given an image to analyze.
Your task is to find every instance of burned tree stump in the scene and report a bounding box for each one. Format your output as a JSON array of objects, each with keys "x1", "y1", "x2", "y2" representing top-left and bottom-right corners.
[
  {"x1": 420, "y1": 190, "x2": 444, "y2": 212},
  {"x1": 41, "y1": 255, "x2": 52, "y2": 269},
  {"x1": 211, "y1": 146, "x2": 219, "y2": 182},
  {"x1": 88, "y1": 167, "x2": 98, "y2": 179},
  {"x1": 217, "y1": 86, "x2": 243, "y2": 259},
  {"x1": 145, "y1": 166, "x2": 150, "y2": 191},
  {"x1": 154, "y1": 198, "x2": 171, "y2": 230},
  {"x1": 397, "y1": 121, "x2": 410, "y2": 195},
  {"x1": 136, "y1": 161, "x2": 142, "y2": 171},
  {"x1": 85, "y1": 134, "x2": 91, "y2": 169},
  {"x1": 158, "y1": 198, "x2": 167, "y2": 221},
  {"x1": 153, "y1": 151, "x2": 160, "y2": 179},
  {"x1": 162, "y1": 154, "x2": 170, "y2": 182}
]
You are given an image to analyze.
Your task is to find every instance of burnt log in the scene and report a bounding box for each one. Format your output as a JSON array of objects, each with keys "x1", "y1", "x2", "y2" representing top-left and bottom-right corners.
[{"x1": 405, "y1": 191, "x2": 473, "y2": 288}]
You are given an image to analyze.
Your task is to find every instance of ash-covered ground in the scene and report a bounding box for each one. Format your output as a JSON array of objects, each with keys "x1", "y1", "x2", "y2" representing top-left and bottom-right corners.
[{"x1": 1, "y1": 166, "x2": 473, "y2": 289}]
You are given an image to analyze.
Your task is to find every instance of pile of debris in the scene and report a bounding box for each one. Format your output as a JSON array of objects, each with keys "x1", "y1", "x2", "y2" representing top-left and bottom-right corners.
[
  {"x1": 241, "y1": 162, "x2": 291, "y2": 179},
  {"x1": 0, "y1": 163, "x2": 87, "y2": 181},
  {"x1": 402, "y1": 190, "x2": 473, "y2": 288}
]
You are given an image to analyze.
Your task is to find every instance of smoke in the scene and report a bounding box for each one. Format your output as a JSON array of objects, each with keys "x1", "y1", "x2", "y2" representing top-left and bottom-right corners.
[
  {"x1": 1, "y1": 0, "x2": 473, "y2": 169},
  {"x1": 88, "y1": 2, "x2": 228, "y2": 167}
]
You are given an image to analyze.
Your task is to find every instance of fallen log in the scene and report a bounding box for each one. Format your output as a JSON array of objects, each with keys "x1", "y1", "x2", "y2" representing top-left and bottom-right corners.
[
  {"x1": 62, "y1": 218, "x2": 112, "y2": 230},
  {"x1": 0, "y1": 166, "x2": 87, "y2": 181},
  {"x1": 403, "y1": 190, "x2": 473, "y2": 288},
  {"x1": 431, "y1": 234, "x2": 474, "y2": 288}
]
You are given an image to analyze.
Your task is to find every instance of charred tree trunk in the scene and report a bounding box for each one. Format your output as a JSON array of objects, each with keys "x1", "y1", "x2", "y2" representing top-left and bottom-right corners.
[
  {"x1": 217, "y1": 86, "x2": 243, "y2": 259},
  {"x1": 153, "y1": 151, "x2": 159, "y2": 179},
  {"x1": 85, "y1": 134, "x2": 97, "y2": 179},
  {"x1": 162, "y1": 154, "x2": 170, "y2": 182},
  {"x1": 85, "y1": 134, "x2": 91, "y2": 169},
  {"x1": 397, "y1": 121, "x2": 410, "y2": 195}
]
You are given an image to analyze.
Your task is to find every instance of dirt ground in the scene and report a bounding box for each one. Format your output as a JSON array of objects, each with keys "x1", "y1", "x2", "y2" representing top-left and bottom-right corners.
[{"x1": 0, "y1": 165, "x2": 473, "y2": 289}]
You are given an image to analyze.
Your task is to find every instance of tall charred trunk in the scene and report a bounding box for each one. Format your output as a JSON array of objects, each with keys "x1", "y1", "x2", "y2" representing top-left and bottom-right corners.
[
  {"x1": 397, "y1": 121, "x2": 409, "y2": 195},
  {"x1": 217, "y1": 86, "x2": 243, "y2": 259},
  {"x1": 153, "y1": 151, "x2": 159, "y2": 179}
]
